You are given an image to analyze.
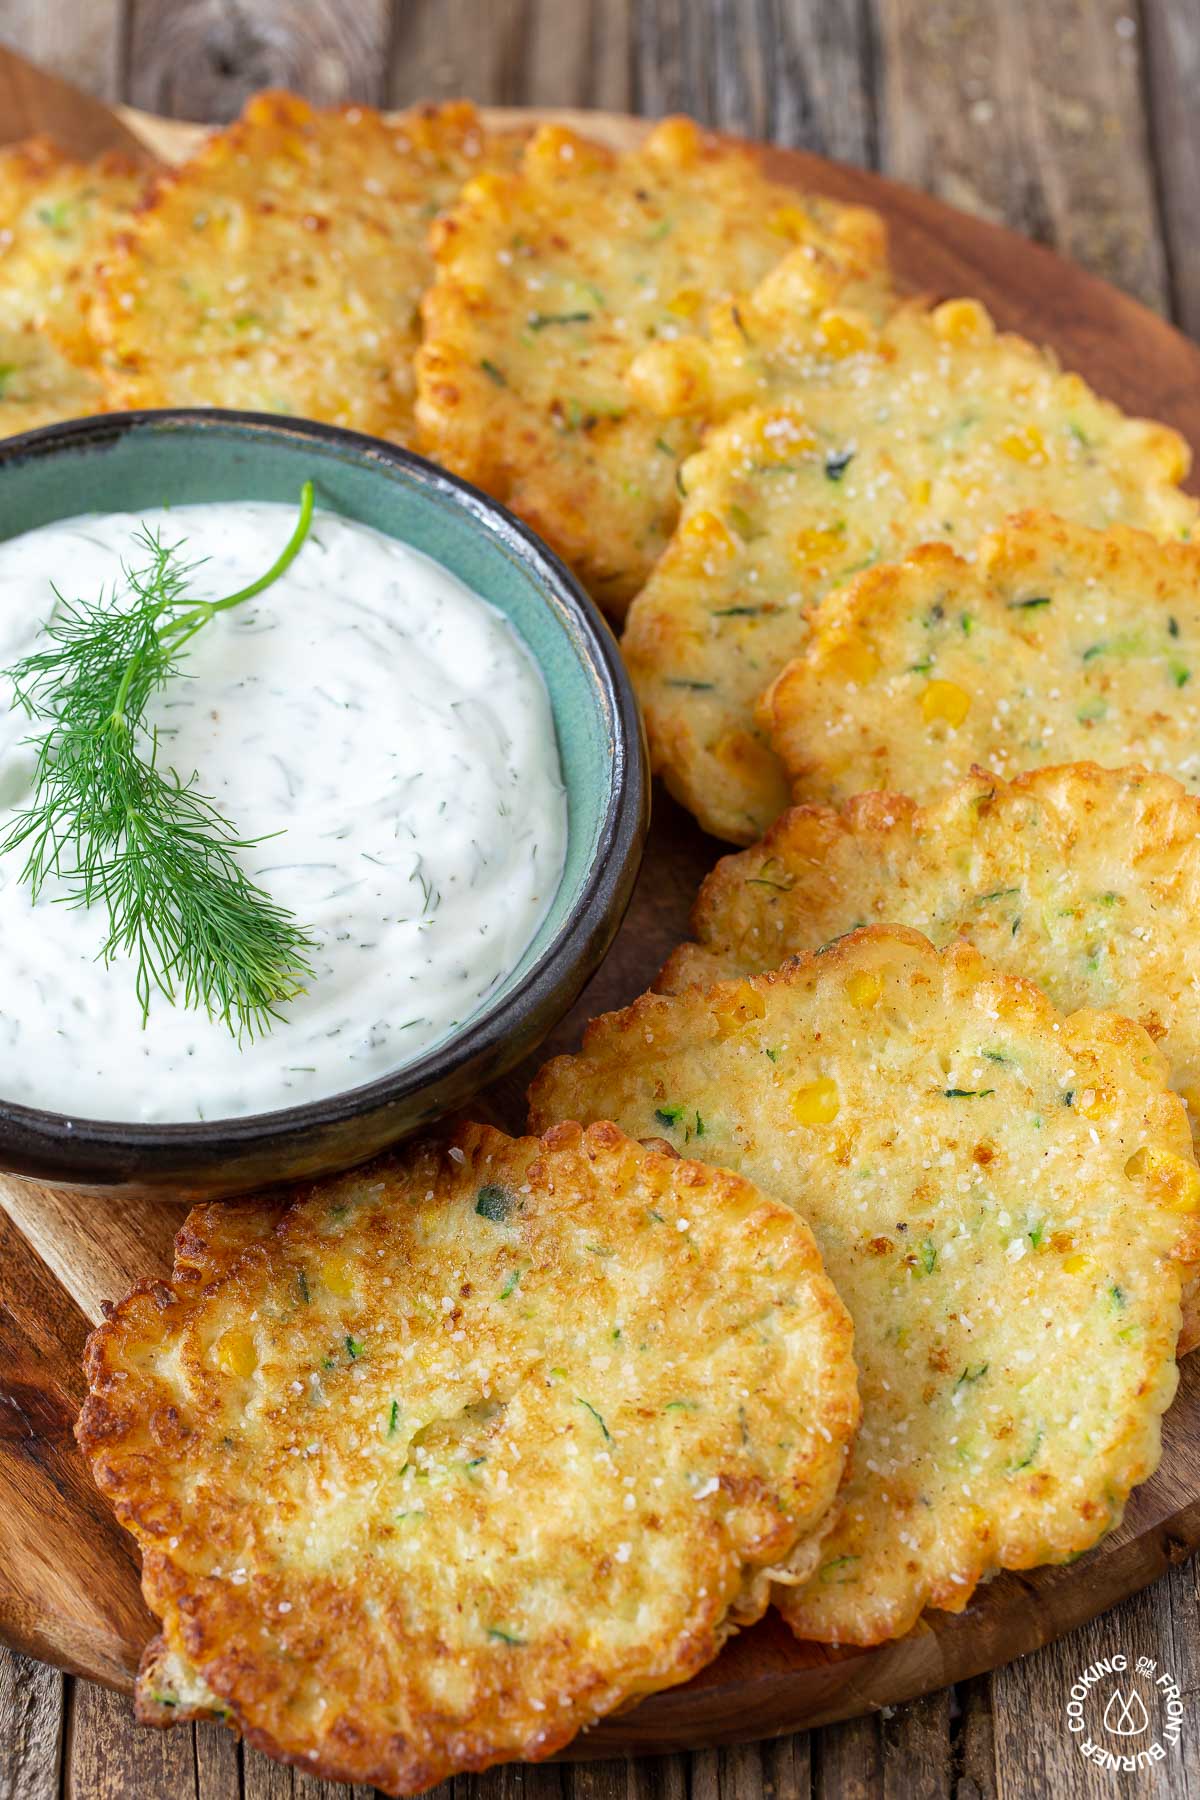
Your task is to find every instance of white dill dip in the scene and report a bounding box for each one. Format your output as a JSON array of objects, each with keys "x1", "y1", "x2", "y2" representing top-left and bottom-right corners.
[{"x1": 0, "y1": 502, "x2": 567, "y2": 1122}]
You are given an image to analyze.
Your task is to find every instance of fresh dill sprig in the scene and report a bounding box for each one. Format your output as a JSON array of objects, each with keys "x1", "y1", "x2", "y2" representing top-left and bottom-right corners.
[{"x1": 0, "y1": 482, "x2": 318, "y2": 1038}]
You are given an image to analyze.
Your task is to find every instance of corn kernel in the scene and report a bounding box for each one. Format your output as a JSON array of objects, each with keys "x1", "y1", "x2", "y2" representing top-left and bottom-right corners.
[
  {"x1": 920, "y1": 680, "x2": 971, "y2": 727},
  {"x1": 712, "y1": 728, "x2": 781, "y2": 782},
  {"x1": 277, "y1": 133, "x2": 315, "y2": 167},
  {"x1": 962, "y1": 1502, "x2": 990, "y2": 1540},
  {"x1": 836, "y1": 207, "x2": 889, "y2": 264},
  {"x1": 999, "y1": 424, "x2": 1048, "y2": 467},
  {"x1": 627, "y1": 342, "x2": 711, "y2": 417},
  {"x1": 1124, "y1": 1146, "x2": 1200, "y2": 1213},
  {"x1": 791, "y1": 1077, "x2": 840, "y2": 1125},
  {"x1": 321, "y1": 1253, "x2": 355, "y2": 1298},
  {"x1": 646, "y1": 117, "x2": 702, "y2": 166},
  {"x1": 792, "y1": 525, "x2": 846, "y2": 568},
  {"x1": 714, "y1": 981, "x2": 767, "y2": 1038},
  {"x1": 682, "y1": 510, "x2": 736, "y2": 554},
  {"x1": 666, "y1": 287, "x2": 703, "y2": 320},
  {"x1": 759, "y1": 248, "x2": 839, "y2": 315},
  {"x1": 214, "y1": 1328, "x2": 257, "y2": 1378},
  {"x1": 461, "y1": 170, "x2": 509, "y2": 209},
  {"x1": 530, "y1": 123, "x2": 579, "y2": 160},
  {"x1": 932, "y1": 299, "x2": 993, "y2": 346},
  {"x1": 751, "y1": 410, "x2": 816, "y2": 461},
  {"x1": 246, "y1": 93, "x2": 313, "y2": 129},
  {"x1": 824, "y1": 638, "x2": 879, "y2": 685},
  {"x1": 769, "y1": 202, "x2": 817, "y2": 241},
  {"x1": 526, "y1": 124, "x2": 605, "y2": 178},
  {"x1": 845, "y1": 969, "x2": 883, "y2": 1009},
  {"x1": 816, "y1": 311, "x2": 871, "y2": 358},
  {"x1": 1062, "y1": 1252, "x2": 1096, "y2": 1277},
  {"x1": 1143, "y1": 424, "x2": 1190, "y2": 484},
  {"x1": 1164, "y1": 437, "x2": 1189, "y2": 484}
]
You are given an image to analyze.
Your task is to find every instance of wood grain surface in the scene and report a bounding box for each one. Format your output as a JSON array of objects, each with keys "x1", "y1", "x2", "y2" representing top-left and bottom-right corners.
[{"x1": 1, "y1": 5, "x2": 1200, "y2": 1798}]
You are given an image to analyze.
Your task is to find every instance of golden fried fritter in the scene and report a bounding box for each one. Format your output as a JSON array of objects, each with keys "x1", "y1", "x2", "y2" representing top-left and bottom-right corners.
[
  {"x1": 530, "y1": 931, "x2": 1200, "y2": 1645},
  {"x1": 762, "y1": 514, "x2": 1200, "y2": 807},
  {"x1": 78, "y1": 1120, "x2": 858, "y2": 1791},
  {"x1": 0, "y1": 137, "x2": 142, "y2": 438},
  {"x1": 415, "y1": 118, "x2": 887, "y2": 614},
  {"x1": 621, "y1": 296, "x2": 1198, "y2": 843},
  {"x1": 91, "y1": 93, "x2": 513, "y2": 443},
  {"x1": 660, "y1": 763, "x2": 1200, "y2": 1125}
]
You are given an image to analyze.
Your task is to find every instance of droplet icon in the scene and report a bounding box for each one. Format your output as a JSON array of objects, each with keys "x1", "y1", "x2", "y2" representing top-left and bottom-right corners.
[{"x1": 1103, "y1": 1687, "x2": 1150, "y2": 1737}]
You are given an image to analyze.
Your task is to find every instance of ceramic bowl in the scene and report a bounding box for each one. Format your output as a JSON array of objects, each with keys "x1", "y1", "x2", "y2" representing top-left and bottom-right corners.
[{"x1": 0, "y1": 411, "x2": 648, "y2": 1197}]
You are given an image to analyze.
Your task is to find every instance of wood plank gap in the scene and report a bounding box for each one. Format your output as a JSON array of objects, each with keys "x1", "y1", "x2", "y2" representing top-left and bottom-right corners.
[
  {"x1": 947, "y1": 1679, "x2": 995, "y2": 1800},
  {"x1": 59, "y1": 1674, "x2": 74, "y2": 1800},
  {"x1": 115, "y1": 0, "x2": 135, "y2": 111},
  {"x1": 1129, "y1": 0, "x2": 1177, "y2": 323},
  {"x1": 856, "y1": 0, "x2": 882, "y2": 171},
  {"x1": 495, "y1": 0, "x2": 532, "y2": 108},
  {"x1": 380, "y1": 0, "x2": 403, "y2": 108},
  {"x1": 1138, "y1": 0, "x2": 1200, "y2": 338}
]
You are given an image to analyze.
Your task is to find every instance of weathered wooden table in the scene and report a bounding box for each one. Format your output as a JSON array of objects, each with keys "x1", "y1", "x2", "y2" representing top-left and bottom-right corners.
[{"x1": 0, "y1": 1, "x2": 1198, "y2": 1795}]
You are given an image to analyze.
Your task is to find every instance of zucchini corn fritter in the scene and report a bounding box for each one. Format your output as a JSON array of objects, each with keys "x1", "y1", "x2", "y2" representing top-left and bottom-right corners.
[
  {"x1": 658, "y1": 761, "x2": 1200, "y2": 1348},
  {"x1": 762, "y1": 513, "x2": 1200, "y2": 806},
  {"x1": 530, "y1": 930, "x2": 1200, "y2": 1646},
  {"x1": 416, "y1": 117, "x2": 887, "y2": 616},
  {"x1": 622, "y1": 288, "x2": 1197, "y2": 843},
  {"x1": 78, "y1": 1121, "x2": 857, "y2": 1793},
  {"x1": 661, "y1": 762, "x2": 1200, "y2": 1144},
  {"x1": 91, "y1": 93, "x2": 518, "y2": 443}
]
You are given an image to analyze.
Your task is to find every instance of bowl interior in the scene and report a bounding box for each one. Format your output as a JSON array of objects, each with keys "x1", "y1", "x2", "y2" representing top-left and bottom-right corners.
[{"x1": 0, "y1": 414, "x2": 618, "y2": 1065}]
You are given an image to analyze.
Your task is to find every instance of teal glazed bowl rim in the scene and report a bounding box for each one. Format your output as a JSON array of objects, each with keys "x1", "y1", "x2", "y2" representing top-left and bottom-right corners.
[{"x1": 0, "y1": 410, "x2": 649, "y2": 1198}]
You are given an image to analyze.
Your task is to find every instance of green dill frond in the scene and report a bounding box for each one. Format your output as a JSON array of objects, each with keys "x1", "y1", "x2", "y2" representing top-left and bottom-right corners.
[{"x1": 0, "y1": 482, "x2": 317, "y2": 1038}]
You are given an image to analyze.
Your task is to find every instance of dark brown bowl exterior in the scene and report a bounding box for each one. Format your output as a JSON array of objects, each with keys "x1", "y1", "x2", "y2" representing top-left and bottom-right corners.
[{"x1": 0, "y1": 411, "x2": 648, "y2": 1198}]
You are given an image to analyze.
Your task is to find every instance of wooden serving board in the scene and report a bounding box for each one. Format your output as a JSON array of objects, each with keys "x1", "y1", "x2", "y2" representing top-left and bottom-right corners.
[{"x1": 3, "y1": 54, "x2": 1200, "y2": 1756}]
